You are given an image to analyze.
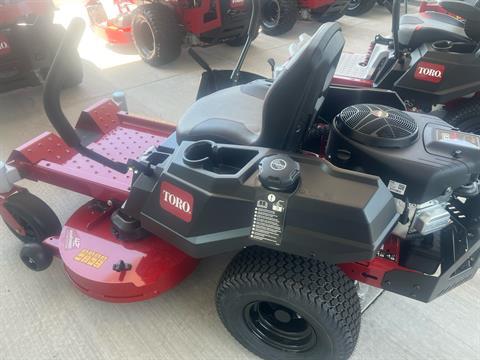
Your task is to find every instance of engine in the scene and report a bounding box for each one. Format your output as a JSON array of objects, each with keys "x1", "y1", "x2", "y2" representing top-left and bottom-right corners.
[{"x1": 326, "y1": 104, "x2": 480, "y2": 238}]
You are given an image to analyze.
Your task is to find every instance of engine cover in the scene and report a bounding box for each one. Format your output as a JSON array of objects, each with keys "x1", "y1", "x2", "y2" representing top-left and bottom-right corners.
[
  {"x1": 334, "y1": 104, "x2": 419, "y2": 148},
  {"x1": 326, "y1": 104, "x2": 480, "y2": 204}
]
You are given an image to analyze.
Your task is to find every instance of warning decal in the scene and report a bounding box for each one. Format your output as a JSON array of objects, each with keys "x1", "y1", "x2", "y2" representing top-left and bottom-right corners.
[
  {"x1": 388, "y1": 180, "x2": 407, "y2": 196},
  {"x1": 74, "y1": 249, "x2": 108, "y2": 269},
  {"x1": 250, "y1": 192, "x2": 287, "y2": 245},
  {"x1": 64, "y1": 229, "x2": 81, "y2": 250}
]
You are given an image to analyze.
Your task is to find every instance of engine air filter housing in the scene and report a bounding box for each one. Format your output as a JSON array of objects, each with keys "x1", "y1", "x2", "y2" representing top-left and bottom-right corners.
[{"x1": 335, "y1": 104, "x2": 418, "y2": 148}]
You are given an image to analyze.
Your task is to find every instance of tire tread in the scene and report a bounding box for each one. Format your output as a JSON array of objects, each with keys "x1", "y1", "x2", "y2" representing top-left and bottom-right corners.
[
  {"x1": 216, "y1": 247, "x2": 361, "y2": 360},
  {"x1": 132, "y1": 4, "x2": 182, "y2": 66}
]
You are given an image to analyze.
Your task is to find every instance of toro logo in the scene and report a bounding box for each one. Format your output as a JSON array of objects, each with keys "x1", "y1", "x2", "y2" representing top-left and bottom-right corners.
[
  {"x1": 414, "y1": 62, "x2": 445, "y2": 84},
  {"x1": 160, "y1": 181, "x2": 194, "y2": 223}
]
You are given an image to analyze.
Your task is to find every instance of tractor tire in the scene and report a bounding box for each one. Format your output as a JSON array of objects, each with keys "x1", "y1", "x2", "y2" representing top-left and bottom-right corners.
[
  {"x1": 216, "y1": 247, "x2": 361, "y2": 360},
  {"x1": 132, "y1": 4, "x2": 183, "y2": 66},
  {"x1": 3, "y1": 191, "x2": 61, "y2": 244},
  {"x1": 261, "y1": 0, "x2": 298, "y2": 36},
  {"x1": 345, "y1": 0, "x2": 376, "y2": 16},
  {"x1": 446, "y1": 98, "x2": 480, "y2": 134},
  {"x1": 225, "y1": 24, "x2": 260, "y2": 46}
]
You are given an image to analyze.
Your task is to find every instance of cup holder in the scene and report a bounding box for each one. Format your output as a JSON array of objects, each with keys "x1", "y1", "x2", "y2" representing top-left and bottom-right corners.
[
  {"x1": 182, "y1": 141, "x2": 259, "y2": 174},
  {"x1": 432, "y1": 40, "x2": 453, "y2": 51},
  {"x1": 183, "y1": 140, "x2": 217, "y2": 168}
]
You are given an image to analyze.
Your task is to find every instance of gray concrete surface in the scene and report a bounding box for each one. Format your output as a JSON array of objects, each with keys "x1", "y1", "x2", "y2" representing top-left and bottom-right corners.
[{"x1": 1, "y1": 3, "x2": 479, "y2": 360}]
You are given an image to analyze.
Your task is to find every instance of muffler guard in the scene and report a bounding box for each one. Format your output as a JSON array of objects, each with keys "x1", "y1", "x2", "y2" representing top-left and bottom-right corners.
[
  {"x1": 383, "y1": 241, "x2": 480, "y2": 302},
  {"x1": 382, "y1": 205, "x2": 480, "y2": 302}
]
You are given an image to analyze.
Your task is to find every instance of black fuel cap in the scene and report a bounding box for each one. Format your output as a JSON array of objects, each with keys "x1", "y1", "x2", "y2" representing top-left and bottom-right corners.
[{"x1": 258, "y1": 155, "x2": 300, "y2": 192}]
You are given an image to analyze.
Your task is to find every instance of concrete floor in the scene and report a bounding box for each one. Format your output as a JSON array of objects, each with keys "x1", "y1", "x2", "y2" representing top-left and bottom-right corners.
[{"x1": 1, "y1": 3, "x2": 479, "y2": 360}]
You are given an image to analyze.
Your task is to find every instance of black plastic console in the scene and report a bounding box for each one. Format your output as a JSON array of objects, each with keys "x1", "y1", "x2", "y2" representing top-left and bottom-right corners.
[{"x1": 123, "y1": 140, "x2": 399, "y2": 262}]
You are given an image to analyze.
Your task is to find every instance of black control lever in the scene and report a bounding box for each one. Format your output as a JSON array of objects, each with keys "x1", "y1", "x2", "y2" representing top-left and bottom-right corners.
[
  {"x1": 230, "y1": 0, "x2": 261, "y2": 84},
  {"x1": 43, "y1": 18, "x2": 128, "y2": 174},
  {"x1": 267, "y1": 58, "x2": 275, "y2": 78},
  {"x1": 391, "y1": 0, "x2": 401, "y2": 59}
]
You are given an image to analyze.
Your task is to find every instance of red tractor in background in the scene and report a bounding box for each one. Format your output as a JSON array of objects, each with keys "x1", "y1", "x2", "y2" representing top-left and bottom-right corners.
[
  {"x1": 0, "y1": 0, "x2": 83, "y2": 93},
  {"x1": 85, "y1": 0, "x2": 258, "y2": 66}
]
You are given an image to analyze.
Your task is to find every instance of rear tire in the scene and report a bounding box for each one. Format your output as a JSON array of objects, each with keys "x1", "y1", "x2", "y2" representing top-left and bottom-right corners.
[
  {"x1": 345, "y1": 0, "x2": 376, "y2": 16},
  {"x1": 216, "y1": 247, "x2": 361, "y2": 360},
  {"x1": 446, "y1": 98, "x2": 480, "y2": 134},
  {"x1": 132, "y1": 4, "x2": 183, "y2": 66},
  {"x1": 3, "y1": 191, "x2": 61, "y2": 244},
  {"x1": 261, "y1": 0, "x2": 298, "y2": 36}
]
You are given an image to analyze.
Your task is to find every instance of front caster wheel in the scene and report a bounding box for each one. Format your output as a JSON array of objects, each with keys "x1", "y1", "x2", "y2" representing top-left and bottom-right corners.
[
  {"x1": 20, "y1": 243, "x2": 53, "y2": 271},
  {"x1": 216, "y1": 247, "x2": 361, "y2": 360},
  {"x1": 3, "y1": 191, "x2": 61, "y2": 243}
]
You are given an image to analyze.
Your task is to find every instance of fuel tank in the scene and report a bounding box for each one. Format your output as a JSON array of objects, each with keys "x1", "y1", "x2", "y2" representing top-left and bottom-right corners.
[{"x1": 124, "y1": 140, "x2": 399, "y2": 262}]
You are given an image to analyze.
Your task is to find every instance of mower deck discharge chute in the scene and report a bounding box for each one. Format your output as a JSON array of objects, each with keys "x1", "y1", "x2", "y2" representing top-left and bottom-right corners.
[{"x1": 1, "y1": 9, "x2": 480, "y2": 360}]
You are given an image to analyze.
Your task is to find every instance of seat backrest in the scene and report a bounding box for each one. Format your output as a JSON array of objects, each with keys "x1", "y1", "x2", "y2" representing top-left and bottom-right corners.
[{"x1": 258, "y1": 23, "x2": 345, "y2": 151}]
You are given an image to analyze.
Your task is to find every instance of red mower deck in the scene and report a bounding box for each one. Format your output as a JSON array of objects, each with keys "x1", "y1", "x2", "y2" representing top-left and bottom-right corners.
[
  {"x1": 6, "y1": 99, "x2": 198, "y2": 302},
  {"x1": 44, "y1": 201, "x2": 198, "y2": 302}
]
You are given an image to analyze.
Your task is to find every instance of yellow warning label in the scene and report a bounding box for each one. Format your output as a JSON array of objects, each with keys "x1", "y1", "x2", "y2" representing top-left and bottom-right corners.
[{"x1": 74, "y1": 249, "x2": 108, "y2": 269}]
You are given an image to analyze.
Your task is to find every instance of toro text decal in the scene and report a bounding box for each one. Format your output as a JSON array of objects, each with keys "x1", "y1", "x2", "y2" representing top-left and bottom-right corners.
[
  {"x1": 414, "y1": 62, "x2": 445, "y2": 84},
  {"x1": 160, "y1": 181, "x2": 194, "y2": 222}
]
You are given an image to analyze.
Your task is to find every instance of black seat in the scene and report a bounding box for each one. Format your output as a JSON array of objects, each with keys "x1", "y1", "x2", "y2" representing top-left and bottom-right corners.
[
  {"x1": 399, "y1": 11, "x2": 469, "y2": 49},
  {"x1": 177, "y1": 22, "x2": 345, "y2": 151}
]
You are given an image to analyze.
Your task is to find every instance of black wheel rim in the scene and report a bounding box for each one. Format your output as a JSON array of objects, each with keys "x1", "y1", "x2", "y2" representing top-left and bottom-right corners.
[
  {"x1": 347, "y1": 0, "x2": 361, "y2": 11},
  {"x1": 243, "y1": 301, "x2": 318, "y2": 353},
  {"x1": 134, "y1": 18, "x2": 155, "y2": 59},
  {"x1": 262, "y1": 0, "x2": 281, "y2": 28}
]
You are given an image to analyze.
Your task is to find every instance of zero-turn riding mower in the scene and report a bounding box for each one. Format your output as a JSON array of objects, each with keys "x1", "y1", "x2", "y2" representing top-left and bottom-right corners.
[
  {"x1": 85, "y1": 0, "x2": 259, "y2": 66},
  {"x1": 1, "y1": 2, "x2": 479, "y2": 359},
  {"x1": 0, "y1": 0, "x2": 83, "y2": 93},
  {"x1": 329, "y1": 0, "x2": 480, "y2": 133}
]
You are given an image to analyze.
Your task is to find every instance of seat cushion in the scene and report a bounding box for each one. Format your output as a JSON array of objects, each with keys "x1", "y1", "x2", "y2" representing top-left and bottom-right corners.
[
  {"x1": 399, "y1": 12, "x2": 469, "y2": 49},
  {"x1": 176, "y1": 80, "x2": 270, "y2": 145}
]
